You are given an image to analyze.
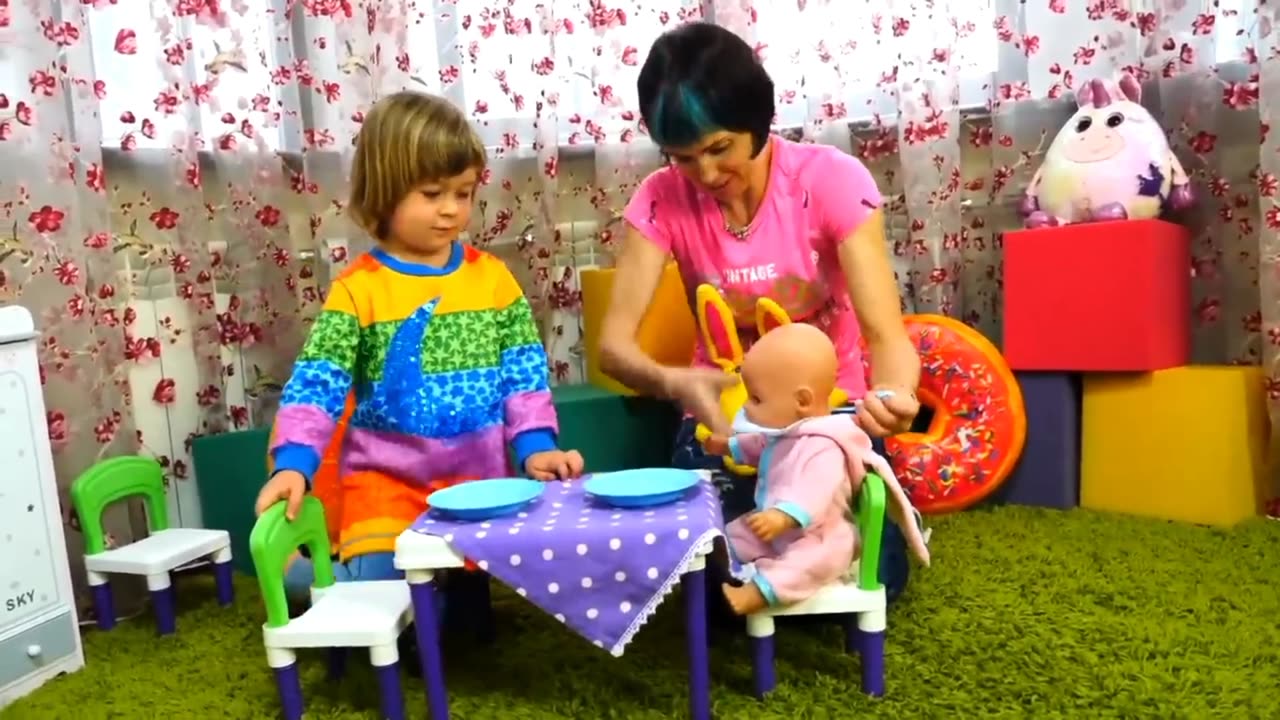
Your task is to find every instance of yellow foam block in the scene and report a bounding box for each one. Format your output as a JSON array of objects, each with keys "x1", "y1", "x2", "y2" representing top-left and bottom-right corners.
[
  {"x1": 1081, "y1": 366, "x2": 1271, "y2": 527},
  {"x1": 580, "y1": 263, "x2": 696, "y2": 396}
]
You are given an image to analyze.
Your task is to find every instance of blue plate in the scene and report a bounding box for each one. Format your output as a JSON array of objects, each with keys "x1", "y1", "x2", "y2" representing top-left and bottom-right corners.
[
  {"x1": 583, "y1": 468, "x2": 700, "y2": 509},
  {"x1": 427, "y1": 478, "x2": 545, "y2": 521}
]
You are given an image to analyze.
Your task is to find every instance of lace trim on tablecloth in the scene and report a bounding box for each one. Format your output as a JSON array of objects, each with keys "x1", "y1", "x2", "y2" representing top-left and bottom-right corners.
[{"x1": 607, "y1": 527, "x2": 724, "y2": 657}]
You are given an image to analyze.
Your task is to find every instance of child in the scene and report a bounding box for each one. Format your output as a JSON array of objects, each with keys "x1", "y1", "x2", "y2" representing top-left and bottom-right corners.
[
  {"x1": 704, "y1": 323, "x2": 928, "y2": 615},
  {"x1": 255, "y1": 91, "x2": 585, "y2": 592}
]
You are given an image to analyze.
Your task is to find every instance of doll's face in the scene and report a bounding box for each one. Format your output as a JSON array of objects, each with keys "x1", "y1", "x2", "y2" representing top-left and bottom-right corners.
[
  {"x1": 740, "y1": 373, "x2": 792, "y2": 429},
  {"x1": 739, "y1": 355, "x2": 819, "y2": 429}
]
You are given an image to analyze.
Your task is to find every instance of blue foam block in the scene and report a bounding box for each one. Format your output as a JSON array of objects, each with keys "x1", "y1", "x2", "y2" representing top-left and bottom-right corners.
[{"x1": 997, "y1": 371, "x2": 1081, "y2": 509}]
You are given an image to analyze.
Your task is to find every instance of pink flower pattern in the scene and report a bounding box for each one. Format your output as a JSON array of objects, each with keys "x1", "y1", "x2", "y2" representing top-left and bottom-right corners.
[{"x1": 1, "y1": 1, "x2": 1278, "y2": 615}]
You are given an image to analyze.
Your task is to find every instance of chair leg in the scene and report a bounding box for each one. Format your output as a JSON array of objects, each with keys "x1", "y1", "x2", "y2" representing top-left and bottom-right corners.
[
  {"x1": 88, "y1": 572, "x2": 115, "y2": 631},
  {"x1": 857, "y1": 609, "x2": 887, "y2": 697},
  {"x1": 212, "y1": 548, "x2": 235, "y2": 607},
  {"x1": 272, "y1": 660, "x2": 305, "y2": 720},
  {"x1": 148, "y1": 573, "x2": 177, "y2": 636},
  {"x1": 327, "y1": 648, "x2": 347, "y2": 681},
  {"x1": 373, "y1": 658, "x2": 406, "y2": 720},
  {"x1": 843, "y1": 615, "x2": 861, "y2": 654},
  {"x1": 745, "y1": 615, "x2": 777, "y2": 699}
]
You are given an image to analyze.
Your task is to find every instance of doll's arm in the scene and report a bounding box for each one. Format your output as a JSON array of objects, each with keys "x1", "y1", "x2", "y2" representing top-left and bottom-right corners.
[
  {"x1": 1167, "y1": 151, "x2": 1195, "y2": 210},
  {"x1": 768, "y1": 439, "x2": 847, "y2": 529},
  {"x1": 1019, "y1": 166, "x2": 1044, "y2": 217},
  {"x1": 726, "y1": 432, "x2": 769, "y2": 467}
]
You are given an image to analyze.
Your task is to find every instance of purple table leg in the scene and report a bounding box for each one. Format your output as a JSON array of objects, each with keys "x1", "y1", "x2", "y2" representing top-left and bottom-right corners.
[
  {"x1": 682, "y1": 565, "x2": 711, "y2": 720},
  {"x1": 90, "y1": 582, "x2": 116, "y2": 631},
  {"x1": 375, "y1": 662, "x2": 406, "y2": 720},
  {"x1": 409, "y1": 574, "x2": 449, "y2": 719},
  {"x1": 475, "y1": 573, "x2": 495, "y2": 644},
  {"x1": 858, "y1": 628, "x2": 886, "y2": 697},
  {"x1": 273, "y1": 663, "x2": 305, "y2": 720},
  {"x1": 213, "y1": 560, "x2": 235, "y2": 606},
  {"x1": 750, "y1": 635, "x2": 776, "y2": 698},
  {"x1": 152, "y1": 585, "x2": 177, "y2": 636}
]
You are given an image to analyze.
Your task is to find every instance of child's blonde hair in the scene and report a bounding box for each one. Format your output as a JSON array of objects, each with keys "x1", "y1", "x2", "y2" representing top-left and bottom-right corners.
[{"x1": 348, "y1": 91, "x2": 487, "y2": 239}]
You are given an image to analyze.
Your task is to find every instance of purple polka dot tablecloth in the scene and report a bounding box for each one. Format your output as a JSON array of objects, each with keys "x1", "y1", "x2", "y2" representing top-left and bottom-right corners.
[{"x1": 410, "y1": 473, "x2": 725, "y2": 656}]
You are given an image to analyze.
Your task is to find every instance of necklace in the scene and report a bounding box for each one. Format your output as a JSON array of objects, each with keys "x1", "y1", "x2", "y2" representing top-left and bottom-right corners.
[{"x1": 724, "y1": 220, "x2": 753, "y2": 241}]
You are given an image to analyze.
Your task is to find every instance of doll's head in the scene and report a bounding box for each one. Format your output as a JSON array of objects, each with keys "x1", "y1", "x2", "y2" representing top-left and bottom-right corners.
[{"x1": 733, "y1": 322, "x2": 838, "y2": 432}]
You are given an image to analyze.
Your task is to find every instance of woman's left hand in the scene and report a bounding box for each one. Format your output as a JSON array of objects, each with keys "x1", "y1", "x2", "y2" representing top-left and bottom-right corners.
[{"x1": 854, "y1": 386, "x2": 919, "y2": 438}]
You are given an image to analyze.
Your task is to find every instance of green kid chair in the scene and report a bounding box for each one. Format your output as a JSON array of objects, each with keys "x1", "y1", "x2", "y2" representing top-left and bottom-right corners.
[
  {"x1": 744, "y1": 471, "x2": 892, "y2": 698},
  {"x1": 250, "y1": 496, "x2": 414, "y2": 720},
  {"x1": 70, "y1": 456, "x2": 233, "y2": 636}
]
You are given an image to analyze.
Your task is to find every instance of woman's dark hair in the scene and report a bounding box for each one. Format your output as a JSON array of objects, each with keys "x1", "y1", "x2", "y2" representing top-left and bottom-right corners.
[{"x1": 637, "y1": 21, "x2": 775, "y2": 156}]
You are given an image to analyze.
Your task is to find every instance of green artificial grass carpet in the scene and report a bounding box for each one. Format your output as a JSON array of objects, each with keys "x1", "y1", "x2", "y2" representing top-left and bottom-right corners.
[{"x1": 5, "y1": 506, "x2": 1279, "y2": 719}]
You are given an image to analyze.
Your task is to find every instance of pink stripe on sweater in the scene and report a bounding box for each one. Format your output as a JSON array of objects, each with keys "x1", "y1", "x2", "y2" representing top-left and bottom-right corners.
[{"x1": 341, "y1": 423, "x2": 511, "y2": 487}]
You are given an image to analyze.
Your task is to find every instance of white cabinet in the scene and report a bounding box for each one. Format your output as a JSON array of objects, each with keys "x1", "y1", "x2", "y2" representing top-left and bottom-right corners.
[{"x1": 0, "y1": 306, "x2": 85, "y2": 707}]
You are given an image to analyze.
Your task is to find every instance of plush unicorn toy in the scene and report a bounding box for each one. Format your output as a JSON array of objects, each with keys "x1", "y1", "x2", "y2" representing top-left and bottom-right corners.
[{"x1": 1020, "y1": 74, "x2": 1195, "y2": 228}]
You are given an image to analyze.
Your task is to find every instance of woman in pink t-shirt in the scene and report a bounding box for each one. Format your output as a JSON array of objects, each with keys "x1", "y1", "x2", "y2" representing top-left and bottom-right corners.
[{"x1": 598, "y1": 22, "x2": 921, "y2": 603}]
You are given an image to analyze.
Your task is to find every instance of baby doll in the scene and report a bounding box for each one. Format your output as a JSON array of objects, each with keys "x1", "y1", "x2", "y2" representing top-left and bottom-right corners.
[{"x1": 704, "y1": 323, "x2": 931, "y2": 615}]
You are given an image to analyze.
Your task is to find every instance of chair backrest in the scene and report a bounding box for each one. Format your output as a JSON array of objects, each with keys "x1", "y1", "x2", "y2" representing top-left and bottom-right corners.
[
  {"x1": 250, "y1": 496, "x2": 335, "y2": 629},
  {"x1": 69, "y1": 456, "x2": 170, "y2": 556},
  {"x1": 854, "y1": 471, "x2": 887, "y2": 591}
]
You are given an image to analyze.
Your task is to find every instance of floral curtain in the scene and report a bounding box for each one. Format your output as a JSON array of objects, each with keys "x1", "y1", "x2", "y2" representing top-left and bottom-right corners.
[{"x1": 1, "y1": 0, "x2": 1276, "y2": 617}]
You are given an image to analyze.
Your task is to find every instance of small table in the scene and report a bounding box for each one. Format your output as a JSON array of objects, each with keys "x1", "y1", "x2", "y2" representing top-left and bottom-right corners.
[{"x1": 394, "y1": 475, "x2": 722, "y2": 720}]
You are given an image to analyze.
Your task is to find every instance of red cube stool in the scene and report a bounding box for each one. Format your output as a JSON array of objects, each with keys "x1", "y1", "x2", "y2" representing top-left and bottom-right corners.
[{"x1": 1002, "y1": 219, "x2": 1190, "y2": 371}]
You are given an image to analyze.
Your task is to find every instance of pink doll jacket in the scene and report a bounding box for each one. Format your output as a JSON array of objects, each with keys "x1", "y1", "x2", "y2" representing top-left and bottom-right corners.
[{"x1": 729, "y1": 414, "x2": 932, "y2": 567}]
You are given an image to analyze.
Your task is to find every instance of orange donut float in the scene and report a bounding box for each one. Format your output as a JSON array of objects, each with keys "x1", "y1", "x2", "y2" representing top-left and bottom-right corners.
[
  {"x1": 266, "y1": 392, "x2": 355, "y2": 549},
  {"x1": 860, "y1": 314, "x2": 1026, "y2": 514}
]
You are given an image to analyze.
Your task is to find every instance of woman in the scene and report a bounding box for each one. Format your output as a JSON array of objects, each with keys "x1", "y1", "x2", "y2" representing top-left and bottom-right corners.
[{"x1": 598, "y1": 22, "x2": 922, "y2": 603}]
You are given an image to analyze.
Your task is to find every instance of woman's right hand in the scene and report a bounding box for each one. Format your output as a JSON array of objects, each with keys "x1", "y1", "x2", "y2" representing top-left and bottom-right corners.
[
  {"x1": 662, "y1": 367, "x2": 737, "y2": 435},
  {"x1": 255, "y1": 470, "x2": 307, "y2": 521}
]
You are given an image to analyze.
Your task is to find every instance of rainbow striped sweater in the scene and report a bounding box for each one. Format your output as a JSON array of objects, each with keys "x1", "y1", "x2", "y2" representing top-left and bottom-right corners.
[{"x1": 270, "y1": 242, "x2": 559, "y2": 559}]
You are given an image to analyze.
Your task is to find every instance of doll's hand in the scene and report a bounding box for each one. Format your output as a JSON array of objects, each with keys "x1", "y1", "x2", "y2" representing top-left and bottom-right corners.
[
  {"x1": 524, "y1": 449, "x2": 585, "y2": 481},
  {"x1": 746, "y1": 509, "x2": 798, "y2": 542},
  {"x1": 702, "y1": 433, "x2": 730, "y2": 457}
]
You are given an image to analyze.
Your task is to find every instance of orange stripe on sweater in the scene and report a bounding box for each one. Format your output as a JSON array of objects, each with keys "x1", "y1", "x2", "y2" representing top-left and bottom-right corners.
[{"x1": 337, "y1": 470, "x2": 482, "y2": 569}]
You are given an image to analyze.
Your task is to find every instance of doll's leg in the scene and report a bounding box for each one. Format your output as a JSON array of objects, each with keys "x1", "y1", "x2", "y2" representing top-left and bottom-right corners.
[
  {"x1": 720, "y1": 518, "x2": 781, "y2": 614},
  {"x1": 751, "y1": 533, "x2": 852, "y2": 608}
]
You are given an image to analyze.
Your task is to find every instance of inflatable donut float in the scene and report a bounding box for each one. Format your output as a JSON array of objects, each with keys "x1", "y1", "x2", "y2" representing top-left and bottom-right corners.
[
  {"x1": 860, "y1": 314, "x2": 1026, "y2": 514},
  {"x1": 266, "y1": 391, "x2": 354, "y2": 549}
]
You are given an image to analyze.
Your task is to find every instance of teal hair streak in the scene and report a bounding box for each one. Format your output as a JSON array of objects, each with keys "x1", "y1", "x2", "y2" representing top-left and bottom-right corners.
[{"x1": 649, "y1": 83, "x2": 720, "y2": 147}]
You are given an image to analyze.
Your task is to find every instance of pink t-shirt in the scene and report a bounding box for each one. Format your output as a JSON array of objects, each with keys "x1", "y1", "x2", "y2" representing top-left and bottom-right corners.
[{"x1": 623, "y1": 136, "x2": 882, "y2": 398}]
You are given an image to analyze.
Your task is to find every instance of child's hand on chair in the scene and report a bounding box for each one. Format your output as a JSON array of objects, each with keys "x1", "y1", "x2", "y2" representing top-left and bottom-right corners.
[{"x1": 255, "y1": 470, "x2": 307, "y2": 521}]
